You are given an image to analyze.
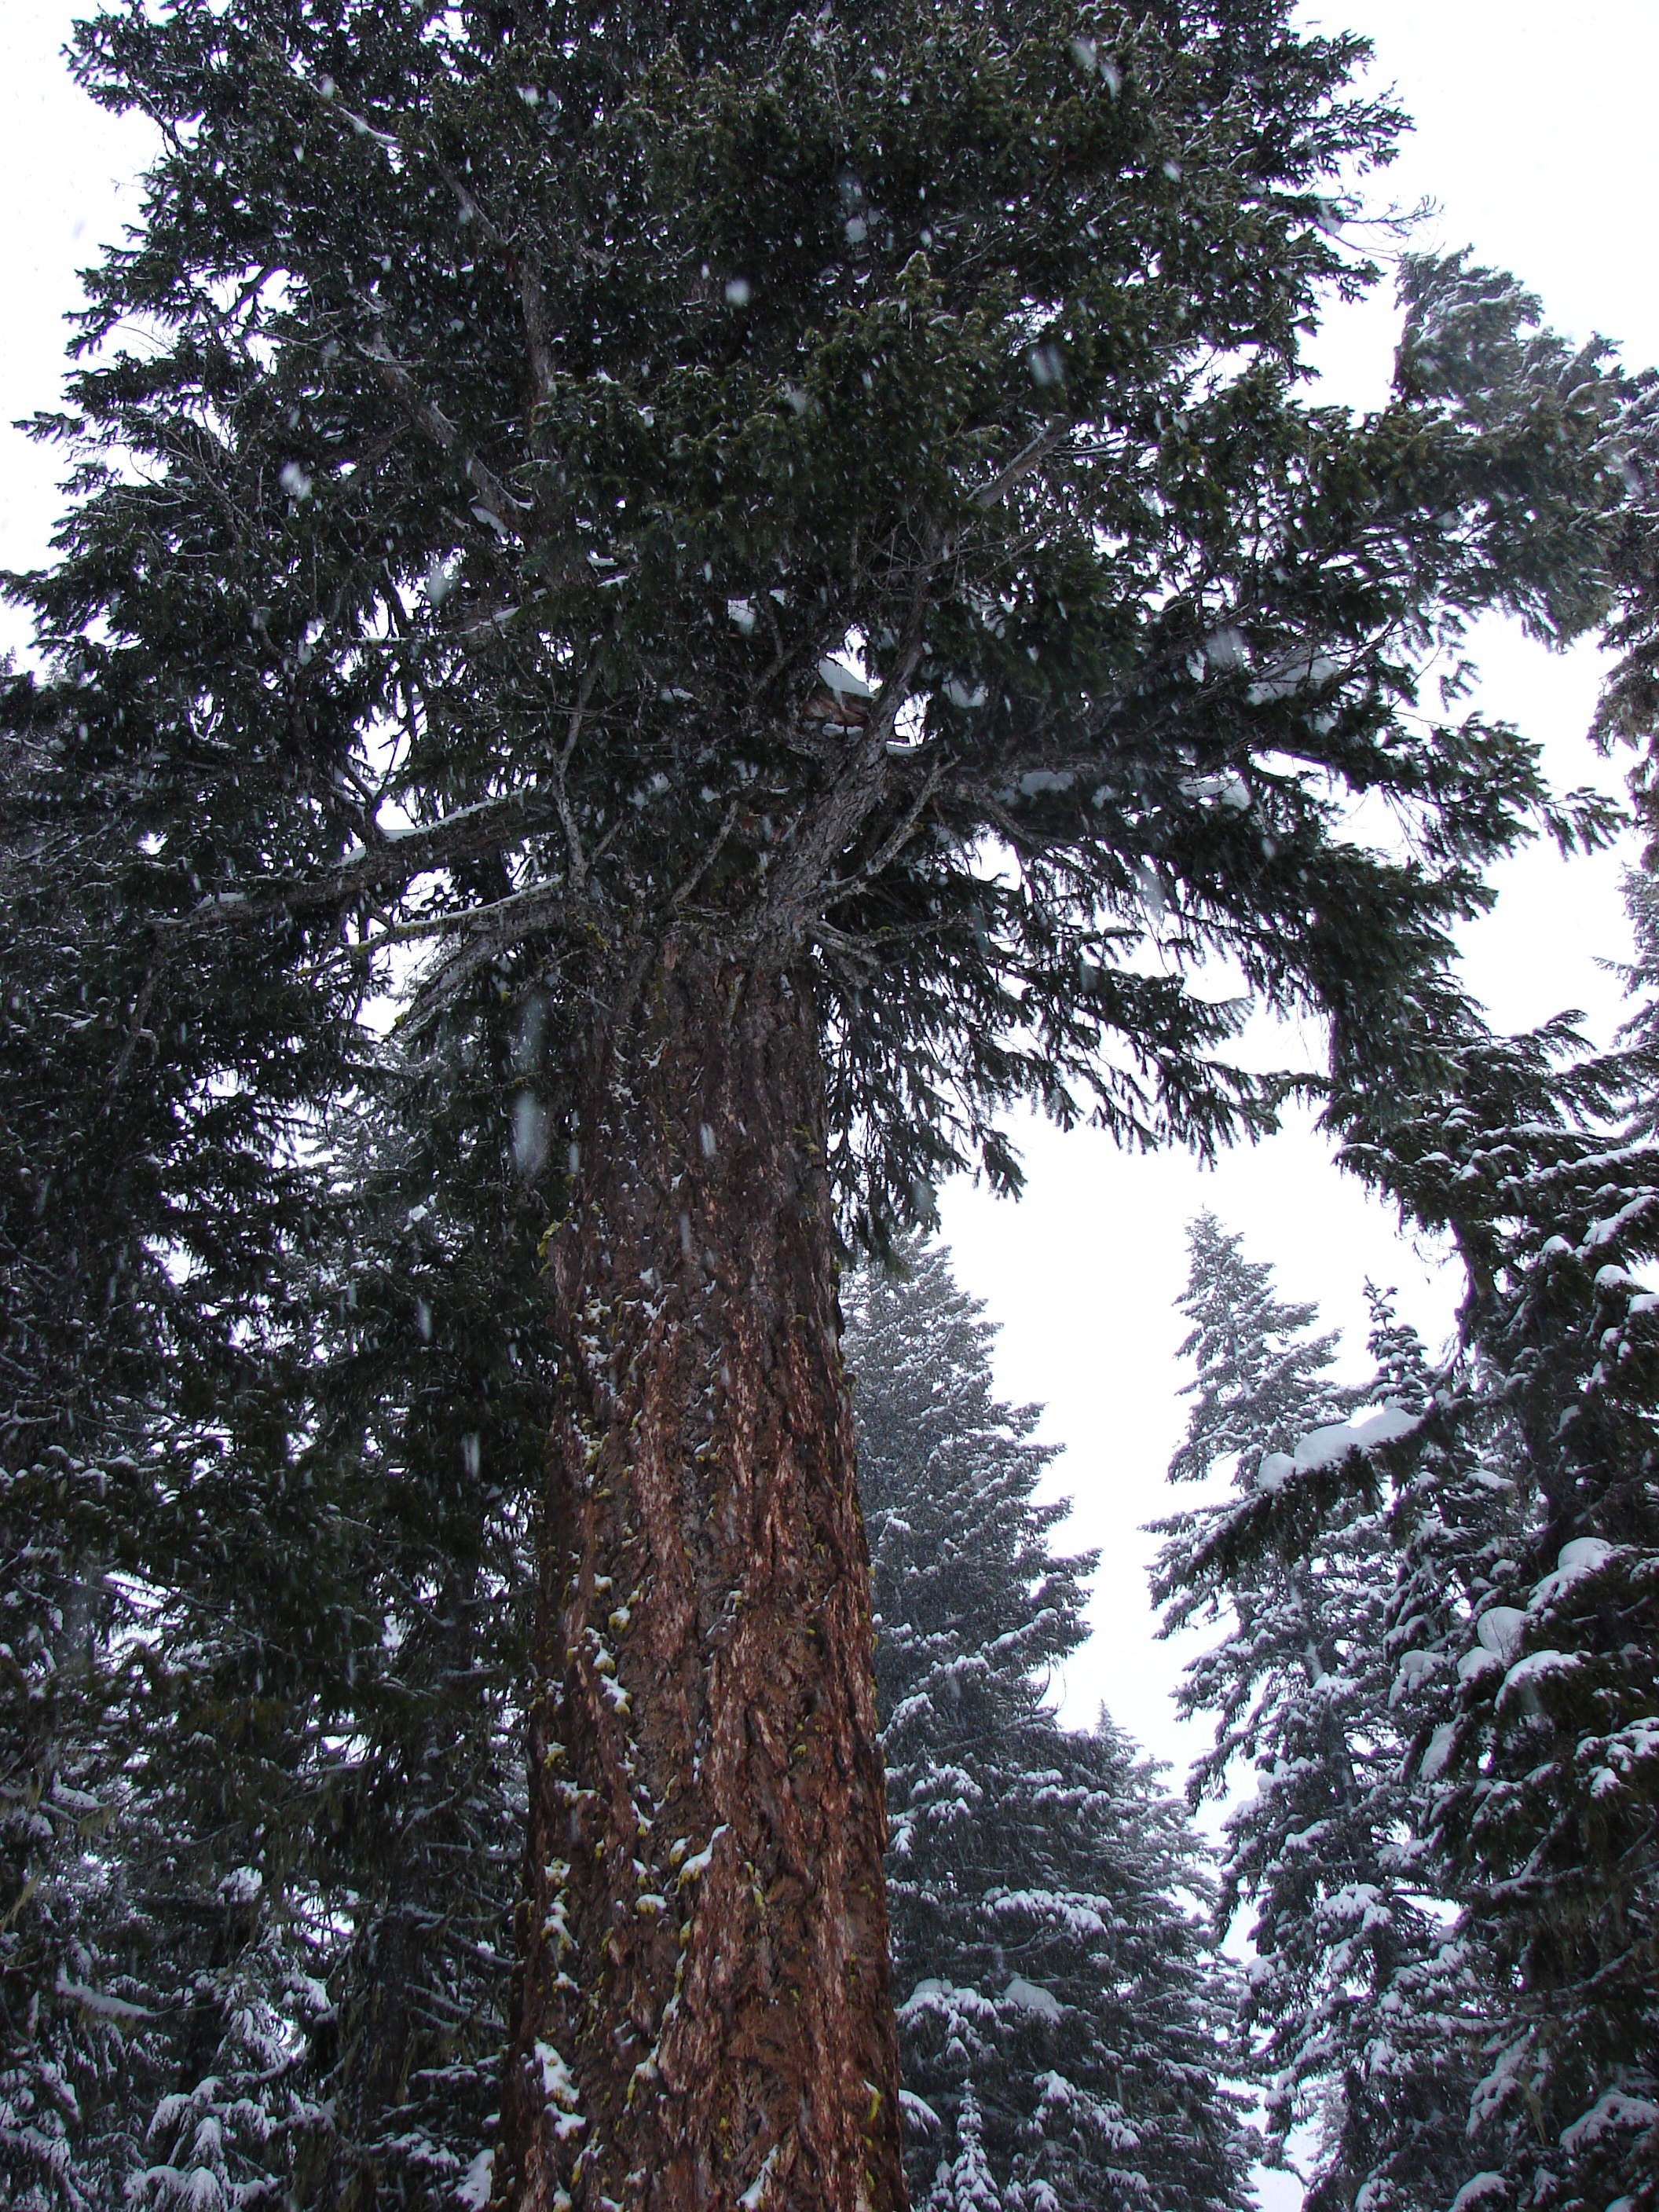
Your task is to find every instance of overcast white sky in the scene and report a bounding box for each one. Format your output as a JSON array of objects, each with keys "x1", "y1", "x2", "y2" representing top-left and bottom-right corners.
[
  {"x1": 942, "y1": 0, "x2": 1659, "y2": 1771},
  {"x1": 2, "y1": 5, "x2": 1657, "y2": 1789}
]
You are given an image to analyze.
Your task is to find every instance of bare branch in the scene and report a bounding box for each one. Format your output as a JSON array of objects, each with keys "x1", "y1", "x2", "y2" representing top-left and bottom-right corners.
[
  {"x1": 743, "y1": 539, "x2": 939, "y2": 953},
  {"x1": 305, "y1": 874, "x2": 576, "y2": 977},
  {"x1": 670, "y1": 798, "x2": 744, "y2": 910},
  {"x1": 967, "y1": 421, "x2": 1075, "y2": 510},
  {"x1": 819, "y1": 754, "x2": 950, "y2": 910},
  {"x1": 556, "y1": 657, "x2": 602, "y2": 892}
]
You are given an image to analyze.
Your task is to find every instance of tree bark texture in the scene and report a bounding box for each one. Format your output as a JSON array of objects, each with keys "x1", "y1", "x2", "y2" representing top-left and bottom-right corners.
[{"x1": 498, "y1": 953, "x2": 905, "y2": 2212}]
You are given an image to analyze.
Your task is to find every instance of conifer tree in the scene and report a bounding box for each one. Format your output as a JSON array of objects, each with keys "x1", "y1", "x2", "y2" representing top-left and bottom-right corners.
[
  {"x1": 5, "y1": 2, "x2": 1654, "y2": 2199},
  {"x1": 847, "y1": 1245, "x2": 1253, "y2": 2212},
  {"x1": 1159, "y1": 905, "x2": 1659, "y2": 2212},
  {"x1": 1151, "y1": 1220, "x2": 1515, "y2": 2212},
  {"x1": 1329, "y1": 936, "x2": 1659, "y2": 2212}
]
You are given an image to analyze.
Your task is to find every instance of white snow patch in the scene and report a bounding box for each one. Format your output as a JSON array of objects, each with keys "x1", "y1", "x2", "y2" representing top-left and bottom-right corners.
[
  {"x1": 1531, "y1": 1535, "x2": 1614, "y2": 1610},
  {"x1": 56, "y1": 1969, "x2": 152, "y2": 2023},
  {"x1": 738, "y1": 2147, "x2": 777, "y2": 2209},
  {"x1": 1497, "y1": 1649, "x2": 1571, "y2": 1706},
  {"x1": 1475, "y1": 1606, "x2": 1527, "y2": 1661},
  {"x1": 676, "y1": 1824, "x2": 727, "y2": 1885},
  {"x1": 1247, "y1": 648, "x2": 1342, "y2": 704},
  {"x1": 1561, "y1": 1534, "x2": 1613, "y2": 1574},
  {"x1": 817, "y1": 657, "x2": 872, "y2": 700},
  {"x1": 1560, "y1": 2091, "x2": 1659, "y2": 2152},
  {"x1": 1003, "y1": 1975, "x2": 1063, "y2": 2020},
  {"x1": 536, "y1": 2041, "x2": 585, "y2": 2140},
  {"x1": 456, "y1": 2148, "x2": 494, "y2": 2208},
  {"x1": 1292, "y1": 1406, "x2": 1419, "y2": 1473},
  {"x1": 1420, "y1": 1723, "x2": 1457, "y2": 1780},
  {"x1": 1448, "y1": 2174, "x2": 1508, "y2": 2212}
]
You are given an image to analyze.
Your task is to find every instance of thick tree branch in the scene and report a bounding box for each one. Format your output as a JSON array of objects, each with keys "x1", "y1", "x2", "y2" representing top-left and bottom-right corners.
[
  {"x1": 156, "y1": 789, "x2": 558, "y2": 938},
  {"x1": 358, "y1": 335, "x2": 529, "y2": 539},
  {"x1": 966, "y1": 420, "x2": 1076, "y2": 510},
  {"x1": 745, "y1": 547, "x2": 940, "y2": 955}
]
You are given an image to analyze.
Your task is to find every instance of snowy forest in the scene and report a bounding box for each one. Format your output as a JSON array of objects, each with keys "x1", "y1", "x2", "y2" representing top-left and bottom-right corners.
[{"x1": 2, "y1": 1, "x2": 1657, "y2": 2209}]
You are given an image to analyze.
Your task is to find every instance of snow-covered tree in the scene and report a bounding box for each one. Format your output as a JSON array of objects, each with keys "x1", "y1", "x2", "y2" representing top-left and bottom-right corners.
[
  {"x1": 848, "y1": 1244, "x2": 1253, "y2": 2212},
  {"x1": 1331, "y1": 939, "x2": 1659, "y2": 2212},
  {"x1": 5, "y1": 0, "x2": 1653, "y2": 2196},
  {"x1": 1150, "y1": 1221, "x2": 1496, "y2": 2212},
  {"x1": 0, "y1": 837, "x2": 537, "y2": 2210},
  {"x1": 1161, "y1": 884, "x2": 1659, "y2": 2212}
]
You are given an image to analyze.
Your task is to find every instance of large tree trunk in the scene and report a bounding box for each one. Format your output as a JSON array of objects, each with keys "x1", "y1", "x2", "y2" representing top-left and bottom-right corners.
[{"x1": 497, "y1": 950, "x2": 905, "y2": 2212}]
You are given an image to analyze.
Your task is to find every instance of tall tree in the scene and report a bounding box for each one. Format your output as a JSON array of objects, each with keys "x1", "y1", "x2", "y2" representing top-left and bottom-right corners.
[
  {"x1": 1159, "y1": 907, "x2": 1659, "y2": 2212},
  {"x1": 3, "y1": 2, "x2": 1649, "y2": 2200},
  {"x1": 1330, "y1": 941, "x2": 1659, "y2": 2212},
  {"x1": 1150, "y1": 1225, "x2": 1499, "y2": 2212},
  {"x1": 848, "y1": 1244, "x2": 1254, "y2": 2212}
]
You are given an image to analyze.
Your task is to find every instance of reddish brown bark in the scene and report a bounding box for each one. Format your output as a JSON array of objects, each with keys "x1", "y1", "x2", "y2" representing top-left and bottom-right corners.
[{"x1": 497, "y1": 950, "x2": 905, "y2": 2212}]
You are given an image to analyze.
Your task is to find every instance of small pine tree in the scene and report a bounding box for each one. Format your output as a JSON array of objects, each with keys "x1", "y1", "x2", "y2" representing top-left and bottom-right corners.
[
  {"x1": 926, "y1": 2086, "x2": 1003, "y2": 2212},
  {"x1": 1151, "y1": 1220, "x2": 1494, "y2": 2212},
  {"x1": 847, "y1": 1243, "x2": 1253, "y2": 2212}
]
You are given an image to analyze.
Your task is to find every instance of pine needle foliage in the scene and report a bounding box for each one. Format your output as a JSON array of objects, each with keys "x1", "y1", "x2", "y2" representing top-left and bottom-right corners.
[
  {"x1": 1155, "y1": 884, "x2": 1659, "y2": 2212},
  {"x1": 1152, "y1": 1222, "x2": 1497, "y2": 2212}
]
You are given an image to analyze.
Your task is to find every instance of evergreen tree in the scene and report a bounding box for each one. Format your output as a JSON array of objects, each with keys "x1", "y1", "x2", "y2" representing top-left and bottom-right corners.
[
  {"x1": 1149, "y1": 1220, "x2": 1489, "y2": 2212},
  {"x1": 1159, "y1": 905, "x2": 1659, "y2": 2212},
  {"x1": 1329, "y1": 932, "x2": 1659, "y2": 2212},
  {"x1": 5, "y1": 0, "x2": 1653, "y2": 2198},
  {"x1": 847, "y1": 1244, "x2": 1253, "y2": 2212},
  {"x1": 2, "y1": 732, "x2": 538, "y2": 2209}
]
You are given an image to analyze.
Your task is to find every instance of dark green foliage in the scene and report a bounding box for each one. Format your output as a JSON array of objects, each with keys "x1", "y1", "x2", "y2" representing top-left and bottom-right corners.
[
  {"x1": 3, "y1": 1, "x2": 1635, "y2": 1253},
  {"x1": 1333, "y1": 924, "x2": 1659, "y2": 2212},
  {"x1": 1, "y1": 714, "x2": 541, "y2": 2204},
  {"x1": 847, "y1": 1244, "x2": 1253, "y2": 2212}
]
